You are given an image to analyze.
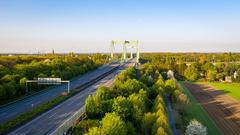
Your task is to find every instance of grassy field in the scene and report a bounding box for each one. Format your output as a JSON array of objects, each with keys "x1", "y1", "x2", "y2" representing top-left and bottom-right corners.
[
  {"x1": 178, "y1": 81, "x2": 222, "y2": 135},
  {"x1": 201, "y1": 82, "x2": 240, "y2": 100}
]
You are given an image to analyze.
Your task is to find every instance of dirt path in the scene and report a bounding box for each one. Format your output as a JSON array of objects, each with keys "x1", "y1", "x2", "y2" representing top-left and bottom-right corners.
[{"x1": 184, "y1": 82, "x2": 240, "y2": 135}]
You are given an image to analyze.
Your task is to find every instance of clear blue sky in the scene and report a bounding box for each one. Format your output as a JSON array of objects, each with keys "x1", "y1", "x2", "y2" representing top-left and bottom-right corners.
[{"x1": 0, "y1": 0, "x2": 240, "y2": 53}]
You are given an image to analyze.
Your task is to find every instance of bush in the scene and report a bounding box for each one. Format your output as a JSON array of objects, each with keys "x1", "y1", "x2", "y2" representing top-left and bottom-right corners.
[
  {"x1": 185, "y1": 119, "x2": 207, "y2": 135},
  {"x1": 73, "y1": 120, "x2": 100, "y2": 135}
]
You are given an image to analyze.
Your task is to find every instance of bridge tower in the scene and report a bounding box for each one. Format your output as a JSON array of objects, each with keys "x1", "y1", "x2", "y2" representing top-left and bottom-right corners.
[{"x1": 110, "y1": 40, "x2": 140, "y2": 63}]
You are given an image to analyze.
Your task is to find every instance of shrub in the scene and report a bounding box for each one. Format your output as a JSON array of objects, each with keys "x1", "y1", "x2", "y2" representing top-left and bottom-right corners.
[
  {"x1": 73, "y1": 120, "x2": 100, "y2": 135},
  {"x1": 185, "y1": 119, "x2": 207, "y2": 135}
]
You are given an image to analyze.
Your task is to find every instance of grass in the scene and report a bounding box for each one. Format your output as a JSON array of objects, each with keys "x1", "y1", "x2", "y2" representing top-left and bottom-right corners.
[
  {"x1": 177, "y1": 81, "x2": 222, "y2": 135},
  {"x1": 199, "y1": 82, "x2": 240, "y2": 100}
]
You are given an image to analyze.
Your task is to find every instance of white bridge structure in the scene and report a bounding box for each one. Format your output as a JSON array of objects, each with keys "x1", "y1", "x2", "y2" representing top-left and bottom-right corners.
[
  {"x1": 26, "y1": 78, "x2": 70, "y2": 93},
  {"x1": 110, "y1": 40, "x2": 140, "y2": 63}
]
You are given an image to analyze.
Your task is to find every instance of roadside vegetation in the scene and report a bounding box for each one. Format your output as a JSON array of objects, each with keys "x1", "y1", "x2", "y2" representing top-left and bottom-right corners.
[
  {"x1": 73, "y1": 61, "x2": 211, "y2": 135},
  {"x1": 0, "y1": 53, "x2": 107, "y2": 104},
  {"x1": 73, "y1": 65, "x2": 172, "y2": 135}
]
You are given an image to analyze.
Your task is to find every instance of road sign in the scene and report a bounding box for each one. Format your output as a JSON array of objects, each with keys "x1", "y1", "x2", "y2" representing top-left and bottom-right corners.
[
  {"x1": 26, "y1": 78, "x2": 70, "y2": 93},
  {"x1": 37, "y1": 78, "x2": 61, "y2": 85}
]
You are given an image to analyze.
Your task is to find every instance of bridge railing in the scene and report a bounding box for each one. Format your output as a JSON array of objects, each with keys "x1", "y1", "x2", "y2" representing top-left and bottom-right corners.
[{"x1": 51, "y1": 106, "x2": 85, "y2": 135}]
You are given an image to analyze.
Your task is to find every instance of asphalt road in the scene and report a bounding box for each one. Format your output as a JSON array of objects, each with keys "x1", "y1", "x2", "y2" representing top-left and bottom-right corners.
[
  {"x1": 0, "y1": 63, "x2": 119, "y2": 124},
  {"x1": 8, "y1": 62, "x2": 131, "y2": 135}
]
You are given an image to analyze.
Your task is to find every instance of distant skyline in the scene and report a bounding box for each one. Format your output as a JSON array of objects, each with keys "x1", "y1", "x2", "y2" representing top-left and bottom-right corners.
[{"x1": 0, "y1": 0, "x2": 240, "y2": 53}]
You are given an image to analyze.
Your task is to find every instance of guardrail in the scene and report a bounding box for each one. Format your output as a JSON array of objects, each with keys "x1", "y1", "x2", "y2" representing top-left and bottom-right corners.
[{"x1": 51, "y1": 106, "x2": 85, "y2": 135}]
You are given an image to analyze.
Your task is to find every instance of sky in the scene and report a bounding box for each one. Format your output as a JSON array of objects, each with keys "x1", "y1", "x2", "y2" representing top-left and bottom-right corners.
[{"x1": 0, "y1": 0, "x2": 240, "y2": 53}]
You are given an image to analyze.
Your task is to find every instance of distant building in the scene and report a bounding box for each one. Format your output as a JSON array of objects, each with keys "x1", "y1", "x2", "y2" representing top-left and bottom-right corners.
[
  {"x1": 225, "y1": 76, "x2": 232, "y2": 83},
  {"x1": 167, "y1": 70, "x2": 174, "y2": 79},
  {"x1": 234, "y1": 71, "x2": 238, "y2": 80}
]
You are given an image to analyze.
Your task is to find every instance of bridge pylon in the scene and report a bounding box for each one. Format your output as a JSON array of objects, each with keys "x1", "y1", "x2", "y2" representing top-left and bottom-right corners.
[{"x1": 110, "y1": 40, "x2": 140, "y2": 63}]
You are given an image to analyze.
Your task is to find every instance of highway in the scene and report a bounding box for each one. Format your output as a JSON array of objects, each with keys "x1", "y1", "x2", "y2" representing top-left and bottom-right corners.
[
  {"x1": 0, "y1": 63, "x2": 119, "y2": 124},
  {"x1": 8, "y1": 61, "x2": 131, "y2": 135}
]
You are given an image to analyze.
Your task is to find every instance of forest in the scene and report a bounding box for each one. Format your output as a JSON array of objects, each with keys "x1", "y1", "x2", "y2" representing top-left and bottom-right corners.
[
  {"x1": 140, "y1": 52, "x2": 240, "y2": 82},
  {"x1": 0, "y1": 53, "x2": 107, "y2": 104}
]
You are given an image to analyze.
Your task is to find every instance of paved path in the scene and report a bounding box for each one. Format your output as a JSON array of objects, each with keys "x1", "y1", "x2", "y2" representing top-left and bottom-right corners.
[
  {"x1": 7, "y1": 62, "x2": 131, "y2": 135},
  {"x1": 164, "y1": 94, "x2": 178, "y2": 135},
  {"x1": 0, "y1": 63, "x2": 119, "y2": 124}
]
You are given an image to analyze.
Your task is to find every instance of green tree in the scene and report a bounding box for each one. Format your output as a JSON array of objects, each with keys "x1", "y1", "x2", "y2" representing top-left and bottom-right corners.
[
  {"x1": 0, "y1": 85, "x2": 7, "y2": 100},
  {"x1": 165, "y1": 79, "x2": 177, "y2": 95},
  {"x1": 85, "y1": 127, "x2": 101, "y2": 135},
  {"x1": 95, "y1": 86, "x2": 113, "y2": 101},
  {"x1": 101, "y1": 113, "x2": 127, "y2": 135},
  {"x1": 142, "y1": 112, "x2": 156, "y2": 134},
  {"x1": 19, "y1": 77, "x2": 27, "y2": 89},
  {"x1": 73, "y1": 120, "x2": 100, "y2": 135},
  {"x1": 85, "y1": 95, "x2": 100, "y2": 118},
  {"x1": 207, "y1": 69, "x2": 217, "y2": 81},
  {"x1": 184, "y1": 65, "x2": 199, "y2": 81},
  {"x1": 112, "y1": 96, "x2": 133, "y2": 120}
]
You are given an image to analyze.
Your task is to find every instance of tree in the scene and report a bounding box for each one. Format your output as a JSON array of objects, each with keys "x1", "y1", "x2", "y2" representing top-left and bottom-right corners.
[
  {"x1": 101, "y1": 113, "x2": 127, "y2": 135},
  {"x1": 206, "y1": 69, "x2": 217, "y2": 81},
  {"x1": 165, "y1": 79, "x2": 177, "y2": 95},
  {"x1": 19, "y1": 77, "x2": 27, "y2": 89},
  {"x1": 155, "y1": 75, "x2": 165, "y2": 88},
  {"x1": 73, "y1": 120, "x2": 100, "y2": 135},
  {"x1": 184, "y1": 65, "x2": 199, "y2": 81},
  {"x1": 112, "y1": 96, "x2": 133, "y2": 120},
  {"x1": 118, "y1": 79, "x2": 147, "y2": 96},
  {"x1": 85, "y1": 127, "x2": 101, "y2": 135},
  {"x1": 157, "y1": 127, "x2": 167, "y2": 135},
  {"x1": 142, "y1": 112, "x2": 156, "y2": 134},
  {"x1": 128, "y1": 89, "x2": 147, "y2": 112},
  {"x1": 0, "y1": 64, "x2": 9, "y2": 77},
  {"x1": 85, "y1": 95, "x2": 100, "y2": 118},
  {"x1": 216, "y1": 73, "x2": 225, "y2": 81},
  {"x1": 185, "y1": 119, "x2": 207, "y2": 135},
  {"x1": 0, "y1": 85, "x2": 7, "y2": 100},
  {"x1": 95, "y1": 86, "x2": 113, "y2": 101}
]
